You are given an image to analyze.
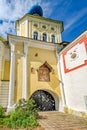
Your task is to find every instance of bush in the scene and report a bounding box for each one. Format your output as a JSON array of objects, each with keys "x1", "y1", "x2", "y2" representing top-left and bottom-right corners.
[
  {"x1": 0, "y1": 105, "x2": 4, "y2": 118},
  {"x1": 15, "y1": 98, "x2": 39, "y2": 118},
  {"x1": 0, "y1": 118, "x2": 4, "y2": 128},
  {"x1": 4, "y1": 117, "x2": 11, "y2": 128},
  {"x1": 4, "y1": 98, "x2": 39, "y2": 129}
]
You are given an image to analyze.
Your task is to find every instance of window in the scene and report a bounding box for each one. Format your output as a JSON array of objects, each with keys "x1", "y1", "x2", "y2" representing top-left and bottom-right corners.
[
  {"x1": 33, "y1": 31, "x2": 38, "y2": 40},
  {"x1": 42, "y1": 25, "x2": 46, "y2": 29},
  {"x1": 34, "y1": 24, "x2": 38, "y2": 27},
  {"x1": 42, "y1": 33, "x2": 47, "y2": 41},
  {"x1": 51, "y1": 35, "x2": 55, "y2": 43},
  {"x1": 51, "y1": 27, "x2": 54, "y2": 31}
]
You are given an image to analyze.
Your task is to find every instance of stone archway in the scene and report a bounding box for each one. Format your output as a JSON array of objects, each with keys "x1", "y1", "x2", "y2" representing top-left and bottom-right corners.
[{"x1": 30, "y1": 90, "x2": 55, "y2": 111}]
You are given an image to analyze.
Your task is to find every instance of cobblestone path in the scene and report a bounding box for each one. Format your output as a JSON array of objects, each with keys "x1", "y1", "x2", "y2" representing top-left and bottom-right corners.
[{"x1": 38, "y1": 111, "x2": 87, "y2": 130}]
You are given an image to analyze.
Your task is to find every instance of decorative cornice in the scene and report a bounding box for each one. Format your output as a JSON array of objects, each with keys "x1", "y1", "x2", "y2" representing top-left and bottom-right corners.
[
  {"x1": 16, "y1": 13, "x2": 63, "y2": 25},
  {"x1": 8, "y1": 34, "x2": 57, "y2": 50}
]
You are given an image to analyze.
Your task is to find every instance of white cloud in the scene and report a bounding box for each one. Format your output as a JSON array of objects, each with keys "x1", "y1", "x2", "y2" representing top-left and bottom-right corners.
[{"x1": 0, "y1": 21, "x2": 15, "y2": 38}]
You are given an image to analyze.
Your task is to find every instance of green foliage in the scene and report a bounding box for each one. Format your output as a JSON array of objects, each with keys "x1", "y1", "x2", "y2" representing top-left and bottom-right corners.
[
  {"x1": 4, "y1": 117, "x2": 10, "y2": 127},
  {"x1": 16, "y1": 98, "x2": 38, "y2": 118},
  {"x1": 0, "y1": 105, "x2": 4, "y2": 118},
  {"x1": 0, "y1": 118, "x2": 4, "y2": 127},
  {"x1": 4, "y1": 98, "x2": 39, "y2": 129}
]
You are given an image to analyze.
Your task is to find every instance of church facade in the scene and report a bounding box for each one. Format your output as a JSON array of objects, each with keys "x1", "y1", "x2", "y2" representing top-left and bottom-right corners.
[
  {"x1": 0, "y1": 5, "x2": 63, "y2": 111},
  {"x1": 0, "y1": 4, "x2": 87, "y2": 113}
]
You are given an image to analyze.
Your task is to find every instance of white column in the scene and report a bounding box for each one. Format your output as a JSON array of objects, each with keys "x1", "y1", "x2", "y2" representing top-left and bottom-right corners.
[
  {"x1": 19, "y1": 24, "x2": 21, "y2": 36},
  {"x1": 22, "y1": 43, "x2": 28, "y2": 99},
  {"x1": 8, "y1": 43, "x2": 15, "y2": 109},
  {"x1": 57, "y1": 33, "x2": 62, "y2": 43},
  {"x1": 47, "y1": 33, "x2": 50, "y2": 42},
  {"x1": 38, "y1": 32, "x2": 40, "y2": 40},
  {"x1": 26, "y1": 20, "x2": 29, "y2": 37}
]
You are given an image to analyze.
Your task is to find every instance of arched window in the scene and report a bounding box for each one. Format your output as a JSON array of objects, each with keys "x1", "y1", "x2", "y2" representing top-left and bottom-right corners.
[
  {"x1": 42, "y1": 33, "x2": 47, "y2": 41},
  {"x1": 33, "y1": 31, "x2": 38, "y2": 40},
  {"x1": 51, "y1": 35, "x2": 55, "y2": 43}
]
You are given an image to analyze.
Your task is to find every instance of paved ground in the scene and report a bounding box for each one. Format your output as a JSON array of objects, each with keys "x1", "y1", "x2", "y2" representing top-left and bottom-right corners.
[{"x1": 38, "y1": 111, "x2": 87, "y2": 130}]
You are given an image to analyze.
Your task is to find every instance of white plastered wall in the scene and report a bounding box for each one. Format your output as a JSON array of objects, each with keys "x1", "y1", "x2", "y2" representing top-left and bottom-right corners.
[{"x1": 59, "y1": 49, "x2": 87, "y2": 112}]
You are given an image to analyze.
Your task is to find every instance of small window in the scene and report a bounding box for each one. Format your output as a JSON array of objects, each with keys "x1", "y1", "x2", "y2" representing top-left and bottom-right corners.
[
  {"x1": 51, "y1": 27, "x2": 54, "y2": 31},
  {"x1": 42, "y1": 33, "x2": 47, "y2": 41},
  {"x1": 42, "y1": 25, "x2": 46, "y2": 29},
  {"x1": 34, "y1": 24, "x2": 38, "y2": 27},
  {"x1": 33, "y1": 31, "x2": 38, "y2": 40},
  {"x1": 51, "y1": 35, "x2": 55, "y2": 43}
]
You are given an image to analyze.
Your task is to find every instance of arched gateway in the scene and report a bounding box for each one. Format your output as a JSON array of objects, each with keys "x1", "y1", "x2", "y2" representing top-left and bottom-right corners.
[
  {"x1": 31, "y1": 90, "x2": 58, "y2": 111},
  {"x1": 6, "y1": 4, "x2": 62, "y2": 111}
]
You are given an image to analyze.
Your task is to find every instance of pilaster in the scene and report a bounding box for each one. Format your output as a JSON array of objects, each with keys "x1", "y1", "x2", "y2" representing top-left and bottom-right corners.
[
  {"x1": 26, "y1": 20, "x2": 29, "y2": 37},
  {"x1": 29, "y1": 21, "x2": 32, "y2": 38},
  {"x1": 47, "y1": 33, "x2": 50, "y2": 42},
  {"x1": 22, "y1": 43, "x2": 28, "y2": 99},
  {"x1": 8, "y1": 42, "x2": 15, "y2": 109}
]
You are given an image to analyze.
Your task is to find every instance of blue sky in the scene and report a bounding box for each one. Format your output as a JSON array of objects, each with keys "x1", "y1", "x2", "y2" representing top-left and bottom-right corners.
[{"x1": 0, "y1": 0, "x2": 87, "y2": 42}]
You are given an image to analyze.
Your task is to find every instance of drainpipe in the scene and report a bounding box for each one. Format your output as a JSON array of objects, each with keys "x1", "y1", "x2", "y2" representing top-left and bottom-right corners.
[{"x1": 56, "y1": 47, "x2": 66, "y2": 110}]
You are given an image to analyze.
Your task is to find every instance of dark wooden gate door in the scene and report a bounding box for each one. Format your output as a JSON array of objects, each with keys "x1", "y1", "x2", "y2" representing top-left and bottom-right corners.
[{"x1": 31, "y1": 90, "x2": 55, "y2": 111}]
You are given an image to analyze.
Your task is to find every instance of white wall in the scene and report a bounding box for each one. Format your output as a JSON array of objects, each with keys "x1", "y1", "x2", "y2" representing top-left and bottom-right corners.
[{"x1": 59, "y1": 40, "x2": 87, "y2": 112}]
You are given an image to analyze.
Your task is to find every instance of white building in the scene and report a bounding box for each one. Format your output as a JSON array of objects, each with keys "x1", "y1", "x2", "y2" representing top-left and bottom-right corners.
[{"x1": 58, "y1": 30, "x2": 87, "y2": 113}]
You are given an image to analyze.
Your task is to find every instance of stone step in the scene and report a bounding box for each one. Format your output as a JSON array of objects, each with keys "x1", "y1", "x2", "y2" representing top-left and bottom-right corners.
[
  {"x1": 38, "y1": 111, "x2": 87, "y2": 130},
  {"x1": 0, "y1": 81, "x2": 9, "y2": 107}
]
